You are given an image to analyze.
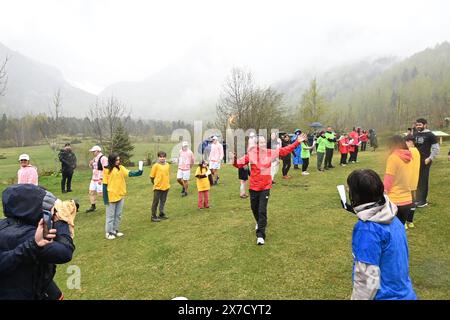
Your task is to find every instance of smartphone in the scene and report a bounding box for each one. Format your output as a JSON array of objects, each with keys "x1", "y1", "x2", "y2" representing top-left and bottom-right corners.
[
  {"x1": 337, "y1": 185, "x2": 347, "y2": 209},
  {"x1": 42, "y1": 210, "x2": 53, "y2": 239}
]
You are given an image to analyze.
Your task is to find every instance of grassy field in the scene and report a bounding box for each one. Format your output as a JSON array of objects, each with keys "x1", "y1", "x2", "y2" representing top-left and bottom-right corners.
[{"x1": 1, "y1": 141, "x2": 449, "y2": 299}]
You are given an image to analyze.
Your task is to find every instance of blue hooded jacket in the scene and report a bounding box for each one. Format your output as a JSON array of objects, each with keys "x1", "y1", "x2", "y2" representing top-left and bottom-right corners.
[{"x1": 0, "y1": 184, "x2": 75, "y2": 300}]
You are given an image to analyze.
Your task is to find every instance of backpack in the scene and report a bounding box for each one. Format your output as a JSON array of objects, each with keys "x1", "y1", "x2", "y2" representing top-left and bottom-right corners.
[{"x1": 97, "y1": 155, "x2": 105, "y2": 171}]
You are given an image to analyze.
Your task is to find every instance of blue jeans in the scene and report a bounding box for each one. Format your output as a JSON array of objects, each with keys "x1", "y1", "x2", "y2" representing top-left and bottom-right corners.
[{"x1": 105, "y1": 198, "x2": 125, "y2": 234}]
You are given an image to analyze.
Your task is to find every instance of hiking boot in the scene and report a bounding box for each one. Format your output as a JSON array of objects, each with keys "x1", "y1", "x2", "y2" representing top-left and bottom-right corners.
[{"x1": 86, "y1": 205, "x2": 96, "y2": 213}]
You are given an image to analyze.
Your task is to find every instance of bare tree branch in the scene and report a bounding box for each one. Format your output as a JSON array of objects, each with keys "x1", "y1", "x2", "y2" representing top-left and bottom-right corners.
[{"x1": 0, "y1": 56, "x2": 9, "y2": 96}]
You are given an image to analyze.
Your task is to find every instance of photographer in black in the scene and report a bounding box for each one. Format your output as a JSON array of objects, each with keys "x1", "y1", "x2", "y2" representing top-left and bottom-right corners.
[
  {"x1": 59, "y1": 143, "x2": 77, "y2": 193},
  {"x1": 0, "y1": 184, "x2": 76, "y2": 300}
]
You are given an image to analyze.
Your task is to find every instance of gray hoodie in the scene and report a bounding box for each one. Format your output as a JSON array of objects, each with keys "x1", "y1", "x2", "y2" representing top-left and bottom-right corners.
[{"x1": 354, "y1": 195, "x2": 397, "y2": 224}]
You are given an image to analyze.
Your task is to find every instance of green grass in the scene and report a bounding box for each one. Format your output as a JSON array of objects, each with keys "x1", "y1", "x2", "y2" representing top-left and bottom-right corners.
[{"x1": 1, "y1": 141, "x2": 449, "y2": 299}]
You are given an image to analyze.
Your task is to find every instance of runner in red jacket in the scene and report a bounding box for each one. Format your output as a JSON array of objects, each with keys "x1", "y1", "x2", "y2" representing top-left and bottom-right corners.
[{"x1": 231, "y1": 132, "x2": 308, "y2": 245}]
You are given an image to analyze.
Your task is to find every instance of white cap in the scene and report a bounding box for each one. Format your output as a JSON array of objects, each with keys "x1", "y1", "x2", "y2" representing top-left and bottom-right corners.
[
  {"x1": 89, "y1": 145, "x2": 102, "y2": 152},
  {"x1": 182, "y1": 141, "x2": 189, "y2": 147},
  {"x1": 212, "y1": 136, "x2": 218, "y2": 140},
  {"x1": 19, "y1": 154, "x2": 30, "y2": 161}
]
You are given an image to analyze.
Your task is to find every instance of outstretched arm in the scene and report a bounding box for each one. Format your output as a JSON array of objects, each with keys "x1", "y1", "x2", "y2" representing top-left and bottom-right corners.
[
  {"x1": 128, "y1": 170, "x2": 143, "y2": 177},
  {"x1": 279, "y1": 133, "x2": 307, "y2": 158},
  {"x1": 232, "y1": 152, "x2": 249, "y2": 169}
]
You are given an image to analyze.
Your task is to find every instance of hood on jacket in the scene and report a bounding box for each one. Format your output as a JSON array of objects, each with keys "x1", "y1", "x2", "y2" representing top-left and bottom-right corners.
[
  {"x1": 394, "y1": 149, "x2": 412, "y2": 163},
  {"x1": 2, "y1": 184, "x2": 56, "y2": 226},
  {"x1": 353, "y1": 195, "x2": 398, "y2": 224}
]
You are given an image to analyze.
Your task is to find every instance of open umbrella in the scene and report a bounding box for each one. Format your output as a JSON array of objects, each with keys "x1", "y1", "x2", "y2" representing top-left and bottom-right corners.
[{"x1": 309, "y1": 122, "x2": 323, "y2": 128}]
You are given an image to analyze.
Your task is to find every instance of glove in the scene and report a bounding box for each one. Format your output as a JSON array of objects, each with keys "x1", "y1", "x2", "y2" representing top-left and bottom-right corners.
[{"x1": 341, "y1": 200, "x2": 355, "y2": 214}]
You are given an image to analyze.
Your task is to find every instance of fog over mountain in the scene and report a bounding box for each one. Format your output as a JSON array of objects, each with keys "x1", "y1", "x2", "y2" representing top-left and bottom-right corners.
[
  {"x1": 0, "y1": 38, "x2": 399, "y2": 120},
  {"x1": 0, "y1": 42, "x2": 96, "y2": 117},
  {"x1": 1, "y1": 0, "x2": 450, "y2": 120}
]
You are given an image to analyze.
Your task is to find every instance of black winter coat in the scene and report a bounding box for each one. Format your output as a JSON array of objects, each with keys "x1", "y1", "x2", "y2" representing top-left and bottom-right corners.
[{"x1": 0, "y1": 184, "x2": 75, "y2": 300}]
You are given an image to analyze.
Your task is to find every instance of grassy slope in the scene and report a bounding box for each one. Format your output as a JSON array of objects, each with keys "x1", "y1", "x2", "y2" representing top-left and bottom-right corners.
[{"x1": 0, "y1": 141, "x2": 449, "y2": 299}]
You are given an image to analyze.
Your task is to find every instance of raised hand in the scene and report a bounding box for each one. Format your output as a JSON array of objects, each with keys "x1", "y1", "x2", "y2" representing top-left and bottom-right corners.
[
  {"x1": 35, "y1": 218, "x2": 56, "y2": 247},
  {"x1": 297, "y1": 133, "x2": 308, "y2": 143}
]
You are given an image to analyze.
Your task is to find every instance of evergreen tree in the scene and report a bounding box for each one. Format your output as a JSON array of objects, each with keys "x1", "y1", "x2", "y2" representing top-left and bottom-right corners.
[{"x1": 111, "y1": 122, "x2": 134, "y2": 165}]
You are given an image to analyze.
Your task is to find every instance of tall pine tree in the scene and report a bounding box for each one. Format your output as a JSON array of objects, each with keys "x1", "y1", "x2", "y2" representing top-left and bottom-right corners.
[{"x1": 111, "y1": 122, "x2": 134, "y2": 165}]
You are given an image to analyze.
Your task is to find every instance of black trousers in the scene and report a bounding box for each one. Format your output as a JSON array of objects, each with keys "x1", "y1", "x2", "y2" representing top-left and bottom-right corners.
[
  {"x1": 61, "y1": 171, "x2": 73, "y2": 192},
  {"x1": 250, "y1": 189, "x2": 270, "y2": 239},
  {"x1": 282, "y1": 158, "x2": 291, "y2": 176},
  {"x1": 361, "y1": 142, "x2": 367, "y2": 151},
  {"x1": 416, "y1": 161, "x2": 431, "y2": 204},
  {"x1": 349, "y1": 148, "x2": 359, "y2": 162},
  {"x1": 324, "y1": 148, "x2": 334, "y2": 168},
  {"x1": 408, "y1": 191, "x2": 417, "y2": 223},
  {"x1": 340, "y1": 153, "x2": 348, "y2": 165},
  {"x1": 152, "y1": 189, "x2": 169, "y2": 217},
  {"x1": 301, "y1": 158, "x2": 309, "y2": 171},
  {"x1": 397, "y1": 204, "x2": 413, "y2": 225}
]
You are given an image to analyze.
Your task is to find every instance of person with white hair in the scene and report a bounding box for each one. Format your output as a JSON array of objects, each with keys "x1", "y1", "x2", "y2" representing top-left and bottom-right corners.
[
  {"x1": 177, "y1": 141, "x2": 195, "y2": 197},
  {"x1": 17, "y1": 154, "x2": 38, "y2": 186},
  {"x1": 86, "y1": 145, "x2": 109, "y2": 213},
  {"x1": 208, "y1": 136, "x2": 224, "y2": 185}
]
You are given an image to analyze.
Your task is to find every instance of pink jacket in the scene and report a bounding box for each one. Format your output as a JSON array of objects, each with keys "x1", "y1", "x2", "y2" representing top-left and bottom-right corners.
[
  {"x1": 18, "y1": 165, "x2": 38, "y2": 185},
  {"x1": 209, "y1": 142, "x2": 224, "y2": 162},
  {"x1": 178, "y1": 149, "x2": 195, "y2": 170}
]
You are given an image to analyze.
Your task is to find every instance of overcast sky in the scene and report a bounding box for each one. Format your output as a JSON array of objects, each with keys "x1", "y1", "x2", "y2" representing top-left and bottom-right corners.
[{"x1": 1, "y1": 0, "x2": 450, "y2": 94}]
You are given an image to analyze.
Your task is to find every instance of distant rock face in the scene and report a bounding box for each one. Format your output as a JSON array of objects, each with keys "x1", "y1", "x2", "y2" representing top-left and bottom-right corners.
[{"x1": 0, "y1": 42, "x2": 96, "y2": 117}]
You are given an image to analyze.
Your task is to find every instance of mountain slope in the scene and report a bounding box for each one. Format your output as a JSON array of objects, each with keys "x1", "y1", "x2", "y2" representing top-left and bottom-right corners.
[{"x1": 0, "y1": 42, "x2": 96, "y2": 117}]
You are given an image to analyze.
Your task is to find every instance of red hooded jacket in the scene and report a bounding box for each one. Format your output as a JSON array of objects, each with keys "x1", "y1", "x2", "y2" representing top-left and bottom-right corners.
[{"x1": 234, "y1": 140, "x2": 300, "y2": 191}]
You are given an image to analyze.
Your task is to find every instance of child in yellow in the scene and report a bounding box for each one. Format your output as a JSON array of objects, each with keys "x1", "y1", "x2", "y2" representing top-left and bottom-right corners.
[
  {"x1": 383, "y1": 136, "x2": 413, "y2": 225},
  {"x1": 195, "y1": 160, "x2": 211, "y2": 209},
  {"x1": 102, "y1": 153, "x2": 143, "y2": 240},
  {"x1": 150, "y1": 151, "x2": 170, "y2": 222},
  {"x1": 405, "y1": 135, "x2": 421, "y2": 229}
]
